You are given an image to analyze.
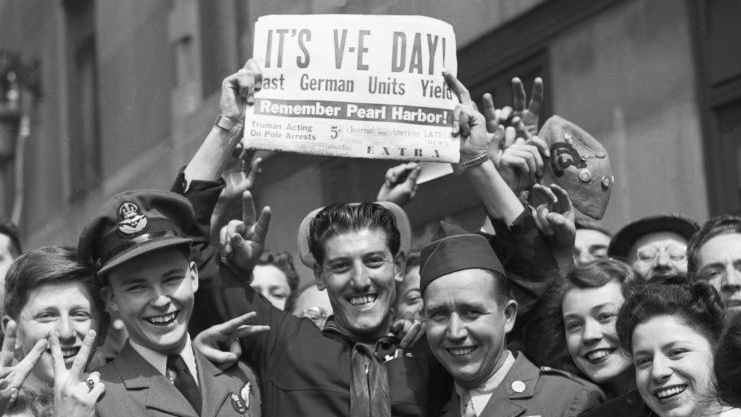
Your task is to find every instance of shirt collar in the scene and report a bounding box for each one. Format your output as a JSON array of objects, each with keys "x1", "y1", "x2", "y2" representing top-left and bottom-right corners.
[
  {"x1": 456, "y1": 350, "x2": 515, "y2": 416},
  {"x1": 129, "y1": 335, "x2": 199, "y2": 386}
]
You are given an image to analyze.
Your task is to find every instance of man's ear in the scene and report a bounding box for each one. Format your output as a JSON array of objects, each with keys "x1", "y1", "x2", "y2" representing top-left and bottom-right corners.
[
  {"x1": 313, "y1": 264, "x2": 327, "y2": 290},
  {"x1": 393, "y1": 252, "x2": 407, "y2": 283},
  {"x1": 503, "y1": 299, "x2": 518, "y2": 334},
  {"x1": 188, "y1": 261, "x2": 199, "y2": 293},
  {"x1": 101, "y1": 286, "x2": 119, "y2": 312}
]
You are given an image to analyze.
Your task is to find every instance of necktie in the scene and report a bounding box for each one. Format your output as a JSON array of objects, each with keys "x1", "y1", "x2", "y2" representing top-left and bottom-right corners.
[
  {"x1": 167, "y1": 354, "x2": 202, "y2": 414},
  {"x1": 461, "y1": 391, "x2": 476, "y2": 417}
]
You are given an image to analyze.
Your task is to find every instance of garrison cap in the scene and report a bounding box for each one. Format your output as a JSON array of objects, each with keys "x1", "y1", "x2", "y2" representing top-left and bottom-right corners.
[
  {"x1": 419, "y1": 222, "x2": 505, "y2": 294},
  {"x1": 78, "y1": 189, "x2": 194, "y2": 276},
  {"x1": 538, "y1": 115, "x2": 613, "y2": 220}
]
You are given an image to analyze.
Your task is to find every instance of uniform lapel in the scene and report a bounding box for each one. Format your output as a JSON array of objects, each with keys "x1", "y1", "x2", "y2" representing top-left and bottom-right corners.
[
  {"x1": 195, "y1": 349, "x2": 233, "y2": 417},
  {"x1": 116, "y1": 342, "x2": 199, "y2": 417},
  {"x1": 440, "y1": 389, "x2": 462, "y2": 417},
  {"x1": 478, "y1": 354, "x2": 538, "y2": 417}
]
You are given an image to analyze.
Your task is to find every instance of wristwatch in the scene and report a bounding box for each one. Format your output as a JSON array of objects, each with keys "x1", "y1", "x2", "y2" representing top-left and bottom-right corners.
[{"x1": 215, "y1": 114, "x2": 239, "y2": 131}]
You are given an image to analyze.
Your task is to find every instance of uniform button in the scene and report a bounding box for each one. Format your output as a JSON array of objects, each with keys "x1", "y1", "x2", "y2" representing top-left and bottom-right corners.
[
  {"x1": 578, "y1": 169, "x2": 592, "y2": 182},
  {"x1": 595, "y1": 151, "x2": 606, "y2": 159},
  {"x1": 511, "y1": 380, "x2": 526, "y2": 393},
  {"x1": 601, "y1": 176, "x2": 611, "y2": 189}
]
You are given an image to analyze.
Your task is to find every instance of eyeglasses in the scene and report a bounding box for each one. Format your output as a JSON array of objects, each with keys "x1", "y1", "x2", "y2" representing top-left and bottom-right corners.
[
  {"x1": 300, "y1": 307, "x2": 329, "y2": 328},
  {"x1": 635, "y1": 245, "x2": 687, "y2": 263}
]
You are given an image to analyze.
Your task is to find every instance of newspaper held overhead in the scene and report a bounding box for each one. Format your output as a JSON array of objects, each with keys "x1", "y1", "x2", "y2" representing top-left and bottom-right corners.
[{"x1": 246, "y1": 14, "x2": 459, "y2": 163}]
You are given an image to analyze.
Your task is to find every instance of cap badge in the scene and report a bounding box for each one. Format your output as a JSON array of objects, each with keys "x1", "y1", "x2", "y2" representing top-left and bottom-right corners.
[
  {"x1": 117, "y1": 202, "x2": 148, "y2": 237},
  {"x1": 550, "y1": 142, "x2": 587, "y2": 176}
]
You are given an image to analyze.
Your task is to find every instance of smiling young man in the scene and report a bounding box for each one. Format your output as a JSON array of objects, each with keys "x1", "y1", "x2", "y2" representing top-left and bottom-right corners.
[
  {"x1": 78, "y1": 190, "x2": 261, "y2": 417},
  {"x1": 214, "y1": 200, "x2": 452, "y2": 417},
  {"x1": 421, "y1": 223, "x2": 603, "y2": 417}
]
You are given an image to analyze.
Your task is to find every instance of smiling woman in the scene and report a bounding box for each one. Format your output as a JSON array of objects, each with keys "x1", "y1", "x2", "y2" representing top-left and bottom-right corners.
[{"x1": 615, "y1": 276, "x2": 740, "y2": 417}]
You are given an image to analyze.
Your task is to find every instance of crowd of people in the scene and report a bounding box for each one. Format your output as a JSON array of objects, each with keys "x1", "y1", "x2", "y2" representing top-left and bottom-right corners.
[{"x1": 0, "y1": 53, "x2": 739, "y2": 417}]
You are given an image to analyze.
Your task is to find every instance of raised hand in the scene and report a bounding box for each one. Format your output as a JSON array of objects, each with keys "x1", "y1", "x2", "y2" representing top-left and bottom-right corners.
[
  {"x1": 443, "y1": 72, "x2": 491, "y2": 160},
  {"x1": 512, "y1": 77, "x2": 544, "y2": 137},
  {"x1": 222, "y1": 154, "x2": 263, "y2": 202},
  {"x1": 529, "y1": 183, "x2": 576, "y2": 250},
  {"x1": 49, "y1": 330, "x2": 104, "y2": 417},
  {"x1": 193, "y1": 312, "x2": 270, "y2": 370},
  {"x1": 388, "y1": 313, "x2": 425, "y2": 349},
  {"x1": 0, "y1": 320, "x2": 46, "y2": 415},
  {"x1": 376, "y1": 162, "x2": 421, "y2": 206},
  {"x1": 220, "y1": 58, "x2": 262, "y2": 122},
  {"x1": 219, "y1": 191, "x2": 271, "y2": 273}
]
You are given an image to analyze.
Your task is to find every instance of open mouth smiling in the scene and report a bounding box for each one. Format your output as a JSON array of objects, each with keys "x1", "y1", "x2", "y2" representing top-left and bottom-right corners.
[
  {"x1": 447, "y1": 346, "x2": 477, "y2": 357},
  {"x1": 144, "y1": 311, "x2": 180, "y2": 326},
  {"x1": 345, "y1": 294, "x2": 378, "y2": 310},
  {"x1": 654, "y1": 384, "x2": 687, "y2": 402},
  {"x1": 584, "y1": 348, "x2": 615, "y2": 364}
]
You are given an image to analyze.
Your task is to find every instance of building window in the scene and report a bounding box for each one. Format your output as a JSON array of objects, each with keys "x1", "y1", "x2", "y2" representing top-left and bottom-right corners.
[{"x1": 65, "y1": 0, "x2": 100, "y2": 200}]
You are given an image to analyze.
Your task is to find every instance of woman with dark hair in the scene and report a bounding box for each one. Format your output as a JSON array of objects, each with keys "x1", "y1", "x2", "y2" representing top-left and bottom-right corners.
[
  {"x1": 533, "y1": 258, "x2": 651, "y2": 416},
  {"x1": 251, "y1": 250, "x2": 300, "y2": 310},
  {"x1": 715, "y1": 314, "x2": 741, "y2": 409},
  {"x1": 616, "y1": 277, "x2": 741, "y2": 417}
]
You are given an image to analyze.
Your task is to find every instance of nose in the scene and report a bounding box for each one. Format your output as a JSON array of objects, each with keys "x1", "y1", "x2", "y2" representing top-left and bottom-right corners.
[
  {"x1": 655, "y1": 250, "x2": 671, "y2": 267},
  {"x1": 446, "y1": 313, "x2": 468, "y2": 341},
  {"x1": 722, "y1": 266, "x2": 741, "y2": 294},
  {"x1": 575, "y1": 249, "x2": 593, "y2": 266},
  {"x1": 582, "y1": 319, "x2": 602, "y2": 343},
  {"x1": 650, "y1": 354, "x2": 672, "y2": 383},
  {"x1": 150, "y1": 286, "x2": 171, "y2": 309},
  {"x1": 56, "y1": 317, "x2": 75, "y2": 341},
  {"x1": 349, "y1": 262, "x2": 371, "y2": 290}
]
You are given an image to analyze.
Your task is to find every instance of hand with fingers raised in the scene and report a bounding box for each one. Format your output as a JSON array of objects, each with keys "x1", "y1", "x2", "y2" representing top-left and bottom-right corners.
[
  {"x1": 481, "y1": 85, "x2": 550, "y2": 195},
  {"x1": 511, "y1": 77, "x2": 544, "y2": 138},
  {"x1": 443, "y1": 72, "x2": 491, "y2": 164},
  {"x1": 529, "y1": 183, "x2": 576, "y2": 251},
  {"x1": 376, "y1": 162, "x2": 421, "y2": 207},
  {"x1": 49, "y1": 330, "x2": 104, "y2": 417},
  {"x1": 193, "y1": 312, "x2": 270, "y2": 370},
  {"x1": 0, "y1": 320, "x2": 47, "y2": 415},
  {"x1": 219, "y1": 191, "x2": 272, "y2": 275}
]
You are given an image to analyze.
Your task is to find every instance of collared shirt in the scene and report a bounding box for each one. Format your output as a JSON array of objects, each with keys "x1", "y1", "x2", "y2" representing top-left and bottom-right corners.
[
  {"x1": 129, "y1": 335, "x2": 199, "y2": 386},
  {"x1": 456, "y1": 350, "x2": 515, "y2": 417}
]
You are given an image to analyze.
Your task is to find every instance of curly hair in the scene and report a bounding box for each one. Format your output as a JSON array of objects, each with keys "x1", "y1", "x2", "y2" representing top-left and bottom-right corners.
[{"x1": 616, "y1": 275, "x2": 725, "y2": 353}]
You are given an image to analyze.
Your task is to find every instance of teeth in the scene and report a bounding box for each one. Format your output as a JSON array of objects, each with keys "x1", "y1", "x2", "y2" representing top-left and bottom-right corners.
[
  {"x1": 147, "y1": 312, "x2": 177, "y2": 324},
  {"x1": 347, "y1": 295, "x2": 377, "y2": 307},
  {"x1": 448, "y1": 347, "x2": 475, "y2": 356},
  {"x1": 586, "y1": 349, "x2": 612, "y2": 362},
  {"x1": 61, "y1": 347, "x2": 80, "y2": 359},
  {"x1": 655, "y1": 386, "x2": 686, "y2": 399}
]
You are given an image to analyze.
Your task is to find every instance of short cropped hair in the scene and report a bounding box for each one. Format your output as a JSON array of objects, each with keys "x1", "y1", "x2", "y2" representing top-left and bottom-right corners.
[
  {"x1": 0, "y1": 220, "x2": 22, "y2": 258},
  {"x1": 715, "y1": 312, "x2": 741, "y2": 408},
  {"x1": 4, "y1": 246, "x2": 106, "y2": 326},
  {"x1": 308, "y1": 203, "x2": 400, "y2": 266},
  {"x1": 616, "y1": 275, "x2": 724, "y2": 354},
  {"x1": 257, "y1": 250, "x2": 300, "y2": 294},
  {"x1": 687, "y1": 214, "x2": 741, "y2": 275}
]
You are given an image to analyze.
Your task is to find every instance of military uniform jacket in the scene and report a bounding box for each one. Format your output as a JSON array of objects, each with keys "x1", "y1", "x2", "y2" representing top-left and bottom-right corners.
[
  {"x1": 96, "y1": 342, "x2": 261, "y2": 417},
  {"x1": 439, "y1": 353, "x2": 604, "y2": 417}
]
